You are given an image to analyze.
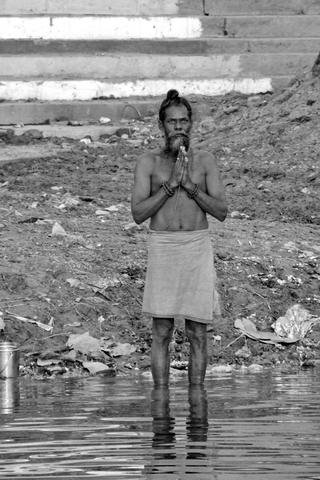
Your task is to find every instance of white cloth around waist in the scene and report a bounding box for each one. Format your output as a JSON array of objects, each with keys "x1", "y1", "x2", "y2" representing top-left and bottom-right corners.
[{"x1": 142, "y1": 229, "x2": 220, "y2": 324}]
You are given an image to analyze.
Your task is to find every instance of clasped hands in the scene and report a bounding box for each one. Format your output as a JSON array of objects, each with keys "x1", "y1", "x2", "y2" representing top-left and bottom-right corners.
[{"x1": 168, "y1": 146, "x2": 194, "y2": 192}]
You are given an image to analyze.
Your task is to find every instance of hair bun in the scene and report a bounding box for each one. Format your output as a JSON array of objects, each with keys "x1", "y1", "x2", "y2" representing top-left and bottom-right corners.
[{"x1": 167, "y1": 89, "x2": 179, "y2": 100}]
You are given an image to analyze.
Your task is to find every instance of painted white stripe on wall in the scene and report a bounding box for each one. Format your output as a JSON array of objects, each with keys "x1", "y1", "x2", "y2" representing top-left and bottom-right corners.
[
  {"x1": 0, "y1": 79, "x2": 273, "y2": 101},
  {"x1": 0, "y1": 17, "x2": 202, "y2": 40}
]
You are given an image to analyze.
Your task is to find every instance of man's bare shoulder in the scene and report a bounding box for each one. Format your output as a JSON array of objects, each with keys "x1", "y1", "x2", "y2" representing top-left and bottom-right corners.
[
  {"x1": 136, "y1": 148, "x2": 162, "y2": 167},
  {"x1": 196, "y1": 150, "x2": 220, "y2": 171}
]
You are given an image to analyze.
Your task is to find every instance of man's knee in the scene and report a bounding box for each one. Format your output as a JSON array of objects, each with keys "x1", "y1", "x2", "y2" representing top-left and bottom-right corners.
[
  {"x1": 185, "y1": 320, "x2": 207, "y2": 346},
  {"x1": 152, "y1": 318, "x2": 174, "y2": 343}
]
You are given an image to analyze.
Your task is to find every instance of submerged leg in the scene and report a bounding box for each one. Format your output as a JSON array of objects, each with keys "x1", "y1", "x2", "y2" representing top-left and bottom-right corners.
[
  {"x1": 151, "y1": 318, "x2": 174, "y2": 386},
  {"x1": 185, "y1": 319, "x2": 207, "y2": 385}
]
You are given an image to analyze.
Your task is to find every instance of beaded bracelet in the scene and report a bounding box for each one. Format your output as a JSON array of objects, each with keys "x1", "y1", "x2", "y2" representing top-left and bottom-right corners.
[
  {"x1": 187, "y1": 183, "x2": 199, "y2": 199},
  {"x1": 161, "y1": 181, "x2": 175, "y2": 197}
]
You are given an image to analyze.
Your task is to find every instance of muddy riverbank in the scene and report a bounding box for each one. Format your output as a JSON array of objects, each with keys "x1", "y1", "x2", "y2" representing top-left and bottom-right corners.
[{"x1": 1, "y1": 66, "x2": 320, "y2": 379}]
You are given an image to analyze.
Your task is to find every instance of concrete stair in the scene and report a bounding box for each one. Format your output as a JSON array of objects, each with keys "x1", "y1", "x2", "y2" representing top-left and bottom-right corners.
[{"x1": 0, "y1": 0, "x2": 319, "y2": 124}]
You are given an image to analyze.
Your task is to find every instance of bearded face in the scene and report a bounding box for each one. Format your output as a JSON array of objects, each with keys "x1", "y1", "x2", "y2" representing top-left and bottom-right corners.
[
  {"x1": 165, "y1": 132, "x2": 190, "y2": 155},
  {"x1": 160, "y1": 105, "x2": 192, "y2": 156}
]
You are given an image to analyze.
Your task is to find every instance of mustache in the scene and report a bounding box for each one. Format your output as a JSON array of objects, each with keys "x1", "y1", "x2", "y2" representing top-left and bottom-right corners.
[{"x1": 168, "y1": 132, "x2": 189, "y2": 139}]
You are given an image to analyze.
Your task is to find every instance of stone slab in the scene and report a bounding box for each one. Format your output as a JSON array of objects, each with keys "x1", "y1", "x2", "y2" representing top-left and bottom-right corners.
[
  {"x1": 0, "y1": 54, "x2": 243, "y2": 79},
  {"x1": 241, "y1": 53, "x2": 317, "y2": 77},
  {"x1": 1, "y1": 38, "x2": 319, "y2": 55},
  {"x1": 0, "y1": 0, "x2": 203, "y2": 16},
  {"x1": 201, "y1": 15, "x2": 320, "y2": 38},
  {"x1": 0, "y1": 100, "x2": 159, "y2": 125},
  {"x1": 204, "y1": 0, "x2": 320, "y2": 16},
  {"x1": 0, "y1": 53, "x2": 317, "y2": 80}
]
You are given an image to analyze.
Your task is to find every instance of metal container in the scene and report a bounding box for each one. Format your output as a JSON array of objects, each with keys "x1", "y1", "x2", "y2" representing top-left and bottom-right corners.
[
  {"x1": 0, "y1": 379, "x2": 20, "y2": 414},
  {"x1": 0, "y1": 341, "x2": 20, "y2": 378}
]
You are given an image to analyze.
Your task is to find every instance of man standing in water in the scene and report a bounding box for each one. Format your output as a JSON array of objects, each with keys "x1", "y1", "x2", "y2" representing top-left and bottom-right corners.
[{"x1": 131, "y1": 89, "x2": 228, "y2": 385}]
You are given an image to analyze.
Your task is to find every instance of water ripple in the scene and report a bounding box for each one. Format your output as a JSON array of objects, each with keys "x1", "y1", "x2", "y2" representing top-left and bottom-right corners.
[{"x1": 0, "y1": 369, "x2": 320, "y2": 478}]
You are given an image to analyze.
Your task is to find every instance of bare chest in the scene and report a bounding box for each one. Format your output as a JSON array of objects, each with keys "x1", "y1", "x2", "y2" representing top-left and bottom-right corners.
[{"x1": 151, "y1": 155, "x2": 205, "y2": 192}]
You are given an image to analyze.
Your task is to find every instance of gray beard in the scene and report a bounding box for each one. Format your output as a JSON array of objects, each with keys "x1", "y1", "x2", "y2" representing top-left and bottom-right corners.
[{"x1": 165, "y1": 134, "x2": 190, "y2": 155}]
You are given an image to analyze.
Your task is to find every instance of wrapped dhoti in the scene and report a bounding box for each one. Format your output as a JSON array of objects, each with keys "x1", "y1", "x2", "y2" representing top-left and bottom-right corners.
[{"x1": 142, "y1": 229, "x2": 220, "y2": 324}]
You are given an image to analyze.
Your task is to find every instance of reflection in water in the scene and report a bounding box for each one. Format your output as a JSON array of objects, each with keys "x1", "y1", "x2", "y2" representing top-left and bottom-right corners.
[
  {"x1": 186, "y1": 385, "x2": 208, "y2": 460},
  {"x1": 1, "y1": 370, "x2": 320, "y2": 478},
  {"x1": 146, "y1": 385, "x2": 212, "y2": 477},
  {"x1": 0, "y1": 379, "x2": 20, "y2": 414},
  {"x1": 151, "y1": 387, "x2": 176, "y2": 460}
]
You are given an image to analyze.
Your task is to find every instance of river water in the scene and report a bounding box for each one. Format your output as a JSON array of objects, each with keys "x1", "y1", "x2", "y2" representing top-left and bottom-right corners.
[{"x1": 1, "y1": 368, "x2": 320, "y2": 479}]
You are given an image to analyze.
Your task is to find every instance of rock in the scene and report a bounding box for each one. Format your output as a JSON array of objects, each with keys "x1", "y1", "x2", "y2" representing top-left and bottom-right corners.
[
  {"x1": 68, "y1": 121, "x2": 83, "y2": 126},
  {"x1": 82, "y1": 361, "x2": 113, "y2": 375},
  {"x1": 6, "y1": 129, "x2": 14, "y2": 139},
  {"x1": 115, "y1": 127, "x2": 132, "y2": 137},
  {"x1": 126, "y1": 139, "x2": 143, "y2": 148},
  {"x1": 99, "y1": 133, "x2": 113, "y2": 140},
  {"x1": 124, "y1": 222, "x2": 142, "y2": 234},
  {"x1": 139, "y1": 127, "x2": 150, "y2": 135},
  {"x1": 199, "y1": 117, "x2": 217, "y2": 133},
  {"x1": 99, "y1": 117, "x2": 111, "y2": 124},
  {"x1": 258, "y1": 180, "x2": 273, "y2": 190},
  {"x1": 263, "y1": 167, "x2": 286, "y2": 179},
  {"x1": 247, "y1": 95, "x2": 262, "y2": 105},
  {"x1": 80, "y1": 136, "x2": 93, "y2": 145},
  {"x1": 10, "y1": 136, "x2": 26, "y2": 145},
  {"x1": 105, "y1": 135, "x2": 119, "y2": 143},
  {"x1": 223, "y1": 105, "x2": 239, "y2": 114},
  {"x1": 267, "y1": 122, "x2": 287, "y2": 135},
  {"x1": 230, "y1": 211, "x2": 242, "y2": 219},
  {"x1": 22, "y1": 129, "x2": 43, "y2": 139}
]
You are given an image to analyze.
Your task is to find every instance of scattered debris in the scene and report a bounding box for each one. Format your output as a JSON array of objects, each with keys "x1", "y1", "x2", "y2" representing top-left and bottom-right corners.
[
  {"x1": 67, "y1": 332, "x2": 101, "y2": 355},
  {"x1": 52, "y1": 222, "x2": 67, "y2": 236},
  {"x1": 82, "y1": 361, "x2": 114, "y2": 375},
  {"x1": 234, "y1": 317, "x2": 298, "y2": 344},
  {"x1": 5, "y1": 312, "x2": 53, "y2": 332},
  {"x1": 272, "y1": 304, "x2": 320, "y2": 341}
]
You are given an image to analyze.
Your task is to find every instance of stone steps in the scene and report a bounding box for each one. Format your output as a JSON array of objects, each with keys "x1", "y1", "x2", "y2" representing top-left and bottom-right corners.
[{"x1": 0, "y1": 0, "x2": 319, "y2": 124}]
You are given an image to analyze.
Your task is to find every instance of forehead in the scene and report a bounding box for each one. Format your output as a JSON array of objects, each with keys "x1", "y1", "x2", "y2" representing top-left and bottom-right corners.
[{"x1": 164, "y1": 104, "x2": 190, "y2": 120}]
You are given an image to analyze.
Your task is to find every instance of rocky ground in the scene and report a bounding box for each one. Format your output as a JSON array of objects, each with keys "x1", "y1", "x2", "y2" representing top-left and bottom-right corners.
[{"x1": 1, "y1": 61, "x2": 320, "y2": 380}]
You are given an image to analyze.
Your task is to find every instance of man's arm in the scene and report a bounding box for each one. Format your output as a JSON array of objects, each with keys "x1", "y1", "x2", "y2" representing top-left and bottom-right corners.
[
  {"x1": 182, "y1": 152, "x2": 228, "y2": 222},
  {"x1": 131, "y1": 153, "x2": 172, "y2": 225}
]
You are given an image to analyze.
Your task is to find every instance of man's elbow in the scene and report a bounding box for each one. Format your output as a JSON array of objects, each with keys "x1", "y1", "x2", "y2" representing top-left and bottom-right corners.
[
  {"x1": 133, "y1": 216, "x2": 144, "y2": 225},
  {"x1": 131, "y1": 207, "x2": 144, "y2": 225},
  {"x1": 217, "y1": 206, "x2": 228, "y2": 222}
]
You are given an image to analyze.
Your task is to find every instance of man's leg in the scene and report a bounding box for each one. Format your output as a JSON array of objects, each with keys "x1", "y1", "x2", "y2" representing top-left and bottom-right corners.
[
  {"x1": 185, "y1": 320, "x2": 207, "y2": 385},
  {"x1": 151, "y1": 318, "x2": 174, "y2": 386}
]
